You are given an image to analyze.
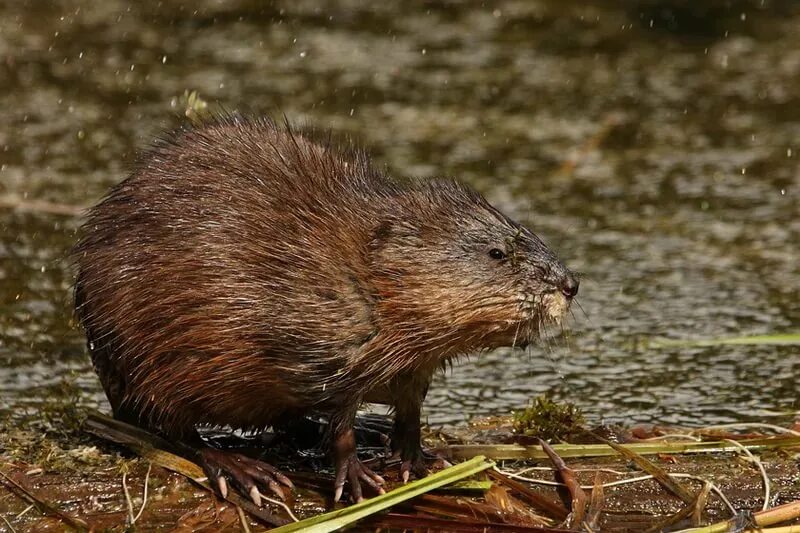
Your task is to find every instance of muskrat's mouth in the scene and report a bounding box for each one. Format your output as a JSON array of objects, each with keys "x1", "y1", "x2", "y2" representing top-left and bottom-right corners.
[
  {"x1": 541, "y1": 291, "x2": 570, "y2": 323},
  {"x1": 505, "y1": 290, "x2": 572, "y2": 348},
  {"x1": 518, "y1": 291, "x2": 571, "y2": 325}
]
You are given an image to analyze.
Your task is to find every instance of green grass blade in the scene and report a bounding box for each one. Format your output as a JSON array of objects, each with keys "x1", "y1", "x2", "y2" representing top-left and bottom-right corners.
[
  {"x1": 650, "y1": 333, "x2": 800, "y2": 348},
  {"x1": 433, "y1": 479, "x2": 493, "y2": 493},
  {"x1": 449, "y1": 436, "x2": 800, "y2": 461},
  {"x1": 271, "y1": 456, "x2": 494, "y2": 533}
]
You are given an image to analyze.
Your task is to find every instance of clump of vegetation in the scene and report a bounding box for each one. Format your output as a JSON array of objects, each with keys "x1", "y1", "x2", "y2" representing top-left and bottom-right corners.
[
  {"x1": 512, "y1": 395, "x2": 585, "y2": 442},
  {"x1": 178, "y1": 90, "x2": 211, "y2": 124},
  {"x1": 38, "y1": 376, "x2": 87, "y2": 436},
  {"x1": 0, "y1": 375, "x2": 124, "y2": 471}
]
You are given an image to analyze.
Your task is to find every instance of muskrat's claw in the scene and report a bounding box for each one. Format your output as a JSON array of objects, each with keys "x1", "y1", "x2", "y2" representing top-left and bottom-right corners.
[
  {"x1": 217, "y1": 475, "x2": 228, "y2": 498},
  {"x1": 333, "y1": 454, "x2": 386, "y2": 503},
  {"x1": 398, "y1": 447, "x2": 451, "y2": 483},
  {"x1": 198, "y1": 448, "x2": 294, "y2": 505},
  {"x1": 400, "y1": 457, "x2": 428, "y2": 483}
]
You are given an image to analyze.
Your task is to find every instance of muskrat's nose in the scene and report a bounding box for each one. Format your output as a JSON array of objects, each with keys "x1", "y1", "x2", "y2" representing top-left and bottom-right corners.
[{"x1": 560, "y1": 273, "x2": 579, "y2": 299}]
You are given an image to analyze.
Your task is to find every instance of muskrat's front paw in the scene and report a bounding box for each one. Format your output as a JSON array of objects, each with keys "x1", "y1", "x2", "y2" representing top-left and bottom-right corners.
[
  {"x1": 198, "y1": 448, "x2": 294, "y2": 505},
  {"x1": 333, "y1": 453, "x2": 386, "y2": 502},
  {"x1": 398, "y1": 447, "x2": 451, "y2": 483}
]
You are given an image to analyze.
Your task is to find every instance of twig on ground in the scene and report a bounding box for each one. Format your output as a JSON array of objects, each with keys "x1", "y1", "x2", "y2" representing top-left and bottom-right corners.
[
  {"x1": 368, "y1": 512, "x2": 573, "y2": 532},
  {"x1": 488, "y1": 468, "x2": 569, "y2": 520},
  {"x1": 539, "y1": 439, "x2": 587, "y2": 527},
  {"x1": 601, "y1": 437, "x2": 695, "y2": 504},
  {"x1": 691, "y1": 482, "x2": 713, "y2": 526},
  {"x1": 0, "y1": 512, "x2": 18, "y2": 533},
  {"x1": 236, "y1": 506, "x2": 252, "y2": 533},
  {"x1": 644, "y1": 490, "x2": 701, "y2": 533},
  {"x1": 122, "y1": 470, "x2": 135, "y2": 524},
  {"x1": 642, "y1": 433, "x2": 702, "y2": 442},
  {"x1": 14, "y1": 505, "x2": 33, "y2": 519},
  {"x1": 0, "y1": 468, "x2": 90, "y2": 531},
  {"x1": 499, "y1": 470, "x2": 737, "y2": 516},
  {"x1": 695, "y1": 423, "x2": 800, "y2": 438},
  {"x1": 676, "y1": 499, "x2": 800, "y2": 532},
  {"x1": 85, "y1": 411, "x2": 288, "y2": 527},
  {"x1": 133, "y1": 463, "x2": 152, "y2": 523},
  {"x1": 583, "y1": 472, "x2": 604, "y2": 531},
  {"x1": 723, "y1": 439, "x2": 770, "y2": 511},
  {"x1": 450, "y1": 435, "x2": 800, "y2": 460}
]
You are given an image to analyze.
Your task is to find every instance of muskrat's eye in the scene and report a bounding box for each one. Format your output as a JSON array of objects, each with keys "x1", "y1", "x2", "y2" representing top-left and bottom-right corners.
[{"x1": 488, "y1": 248, "x2": 506, "y2": 260}]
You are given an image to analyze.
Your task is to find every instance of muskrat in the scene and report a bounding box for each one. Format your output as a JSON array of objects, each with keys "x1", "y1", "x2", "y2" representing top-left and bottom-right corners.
[{"x1": 73, "y1": 115, "x2": 579, "y2": 504}]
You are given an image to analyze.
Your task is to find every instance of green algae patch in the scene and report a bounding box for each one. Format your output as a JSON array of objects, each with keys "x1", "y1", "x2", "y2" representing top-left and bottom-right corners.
[{"x1": 512, "y1": 395, "x2": 586, "y2": 442}]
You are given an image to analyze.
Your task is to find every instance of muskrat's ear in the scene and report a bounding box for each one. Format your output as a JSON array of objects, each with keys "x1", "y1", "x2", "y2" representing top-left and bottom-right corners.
[
  {"x1": 368, "y1": 218, "x2": 419, "y2": 254},
  {"x1": 370, "y1": 220, "x2": 395, "y2": 248}
]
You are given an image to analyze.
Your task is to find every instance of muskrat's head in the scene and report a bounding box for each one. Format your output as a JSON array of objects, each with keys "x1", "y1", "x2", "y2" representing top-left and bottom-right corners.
[{"x1": 369, "y1": 178, "x2": 579, "y2": 356}]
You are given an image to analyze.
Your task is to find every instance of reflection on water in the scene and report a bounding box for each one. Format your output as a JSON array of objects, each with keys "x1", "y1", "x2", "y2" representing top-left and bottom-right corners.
[{"x1": 1, "y1": 1, "x2": 798, "y2": 428}]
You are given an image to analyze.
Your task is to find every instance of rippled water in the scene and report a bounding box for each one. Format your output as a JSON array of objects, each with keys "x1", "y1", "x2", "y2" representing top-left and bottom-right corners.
[{"x1": 1, "y1": 1, "x2": 798, "y2": 429}]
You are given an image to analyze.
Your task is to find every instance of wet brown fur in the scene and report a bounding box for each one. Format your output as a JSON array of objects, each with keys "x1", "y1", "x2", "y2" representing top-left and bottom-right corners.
[{"x1": 74, "y1": 115, "x2": 574, "y2": 441}]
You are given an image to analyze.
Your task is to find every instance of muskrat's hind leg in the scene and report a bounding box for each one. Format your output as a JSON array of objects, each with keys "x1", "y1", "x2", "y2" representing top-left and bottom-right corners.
[
  {"x1": 75, "y1": 280, "x2": 138, "y2": 424},
  {"x1": 330, "y1": 405, "x2": 386, "y2": 502},
  {"x1": 196, "y1": 447, "x2": 294, "y2": 505}
]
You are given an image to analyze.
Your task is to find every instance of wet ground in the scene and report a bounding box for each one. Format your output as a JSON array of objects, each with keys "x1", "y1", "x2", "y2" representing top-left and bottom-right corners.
[
  {"x1": 3, "y1": 412, "x2": 800, "y2": 532},
  {"x1": 1, "y1": 0, "x2": 799, "y2": 433}
]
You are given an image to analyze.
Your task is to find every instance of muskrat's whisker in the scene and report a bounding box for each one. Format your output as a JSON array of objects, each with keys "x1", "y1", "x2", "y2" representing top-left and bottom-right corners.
[
  {"x1": 510, "y1": 308, "x2": 524, "y2": 350},
  {"x1": 542, "y1": 310, "x2": 559, "y2": 355},
  {"x1": 574, "y1": 298, "x2": 589, "y2": 321}
]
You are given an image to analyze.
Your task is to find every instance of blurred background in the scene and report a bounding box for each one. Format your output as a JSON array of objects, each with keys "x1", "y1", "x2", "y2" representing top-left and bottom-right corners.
[{"x1": 1, "y1": 0, "x2": 798, "y2": 431}]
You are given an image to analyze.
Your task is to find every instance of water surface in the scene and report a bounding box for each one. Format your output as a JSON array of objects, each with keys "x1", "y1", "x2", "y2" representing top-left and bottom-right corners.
[{"x1": 1, "y1": 0, "x2": 798, "y2": 429}]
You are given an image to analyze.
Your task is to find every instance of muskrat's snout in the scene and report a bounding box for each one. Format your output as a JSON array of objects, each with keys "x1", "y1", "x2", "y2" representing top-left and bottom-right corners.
[
  {"x1": 560, "y1": 272, "x2": 579, "y2": 299},
  {"x1": 519, "y1": 236, "x2": 578, "y2": 325}
]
